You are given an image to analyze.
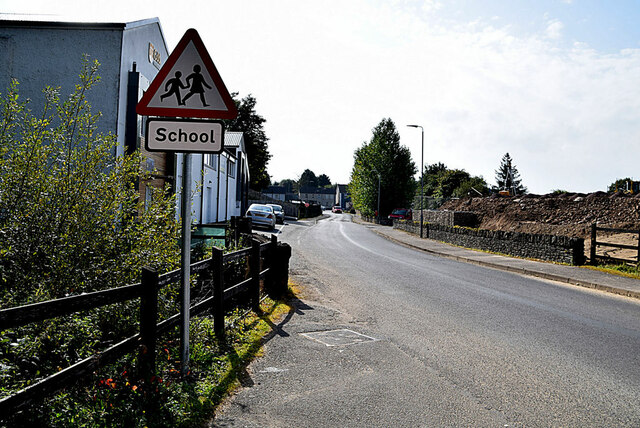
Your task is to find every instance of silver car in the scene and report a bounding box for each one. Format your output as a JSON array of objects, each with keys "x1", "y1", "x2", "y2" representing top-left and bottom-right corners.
[
  {"x1": 246, "y1": 203, "x2": 276, "y2": 229},
  {"x1": 267, "y1": 204, "x2": 285, "y2": 224}
]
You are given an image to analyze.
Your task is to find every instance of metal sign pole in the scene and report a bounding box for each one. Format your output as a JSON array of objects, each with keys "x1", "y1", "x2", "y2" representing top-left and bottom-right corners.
[{"x1": 180, "y1": 153, "x2": 192, "y2": 377}]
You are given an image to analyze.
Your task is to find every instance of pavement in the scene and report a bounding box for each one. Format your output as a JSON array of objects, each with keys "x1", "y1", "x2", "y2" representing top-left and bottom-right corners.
[{"x1": 361, "y1": 220, "x2": 640, "y2": 300}]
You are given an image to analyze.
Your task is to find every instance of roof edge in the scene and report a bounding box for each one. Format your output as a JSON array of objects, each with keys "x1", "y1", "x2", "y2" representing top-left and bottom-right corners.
[{"x1": 0, "y1": 18, "x2": 125, "y2": 30}]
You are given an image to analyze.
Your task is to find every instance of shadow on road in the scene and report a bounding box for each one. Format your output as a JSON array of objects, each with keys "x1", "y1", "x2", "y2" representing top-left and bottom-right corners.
[{"x1": 213, "y1": 294, "x2": 314, "y2": 392}]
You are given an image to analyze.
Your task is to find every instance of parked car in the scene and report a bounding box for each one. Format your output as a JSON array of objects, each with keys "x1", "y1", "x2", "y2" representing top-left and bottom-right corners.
[
  {"x1": 267, "y1": 204, "x2": 285, "y2": 224},
  {"x1": 332, "y1": 206, "x2": 343, "y2": 213},
  {"x1": 388, "y1": 208, "x2": 412, "y2": 220},
  {"x1": 245, "y1": 203, "x2": 276, "y2": 229}
]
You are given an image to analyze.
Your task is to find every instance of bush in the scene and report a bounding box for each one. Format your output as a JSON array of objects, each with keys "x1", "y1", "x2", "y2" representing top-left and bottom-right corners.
[{"x1": 0, "y1": 58, "x2": 181, "y2": 408}]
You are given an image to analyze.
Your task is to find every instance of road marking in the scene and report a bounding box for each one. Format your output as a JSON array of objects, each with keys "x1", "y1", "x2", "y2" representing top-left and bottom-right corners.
[
  {"x1": 301, "y1": 329, "x2": 378, "y2": 347},
  {"x1": 338, "y1": 222, "x2": 420, "y2": 269},
  {"x1": 259, "y1": 367, "x2": 288, "y2": 373}
]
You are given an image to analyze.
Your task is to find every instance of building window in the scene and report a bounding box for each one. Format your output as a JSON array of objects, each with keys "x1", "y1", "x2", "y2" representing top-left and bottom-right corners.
[
  {"x1": 205, "y1": 153, "x2": 217, "y2": 169},
  {"x1": 227, "y1": 159, "x2": 235, "y2": 178}
]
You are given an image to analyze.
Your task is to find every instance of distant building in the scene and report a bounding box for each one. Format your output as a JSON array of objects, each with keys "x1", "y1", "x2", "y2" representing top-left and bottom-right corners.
[
  {"x1": 299, "y1": 186, "x2": 335, "y2": 208},
  {"x1": 177, "y1": 132, "x2": 249, "y2": 224},
  {"x1": 263, "y1": 186, "x2": 287, "y2": 202},
  {"x1": 335, "y1": 184, "x2": 351, "y2": 209}
]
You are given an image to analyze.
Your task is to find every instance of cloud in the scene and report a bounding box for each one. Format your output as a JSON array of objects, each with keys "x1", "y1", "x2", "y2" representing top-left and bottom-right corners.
[
  {"x1": 545, "y1": 20, "x2": 564, "y2": 40},
  {"x1": 7, "y1": 0, "x2": 637, "y2": 193}
]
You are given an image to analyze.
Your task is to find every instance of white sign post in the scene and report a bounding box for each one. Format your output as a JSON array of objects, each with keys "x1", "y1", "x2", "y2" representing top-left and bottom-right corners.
[{"x1": 137, "y1": 28, "x2": 237, "y2": 378}]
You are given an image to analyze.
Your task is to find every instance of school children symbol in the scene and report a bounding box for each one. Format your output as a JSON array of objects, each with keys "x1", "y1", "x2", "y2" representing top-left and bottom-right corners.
[
  {"x1": 137, "y1": 28, "x2": 237, "y2": 119},
  {"x1": 160, "y1": 65, "x2": 212, "y2": 107}
]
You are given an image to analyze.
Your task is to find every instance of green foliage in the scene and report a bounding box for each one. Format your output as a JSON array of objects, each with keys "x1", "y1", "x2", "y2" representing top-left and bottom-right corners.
[
  {"x1": 0, "y1": 58, "x2": 181, "y2": 415},
  {"x1": 349, "y1": 118, "x2": 417, "y2": 217},
  {"x1": 0, "y1": 59, "x2": 180, "y2": 305},
  {"x1": 298, "y1": 168, "x2": 318, "y2": 189},
  {"x1": 277, "y1": 178, "x2": 297, "y2": 193},
  {"x1": 607, "y1": 177, "x2": 637, "y2": 193},
  {"x1": 417, "y1": 162, "x2": 489, "y2": 201},
  {"x1": 224, "y1": 94, "x2": 271, "y2": 191},
  {"x1": 317, "y1": 173, "x2": 332, "y2": 188},
  {"x1": 422, "y1": 162, "x2": 448, "y2": 196},
  {"x1": 451, "y1": 175, "x2": 489, "y2": 198},
  {"x1": 494, "y1": 152, "x2": 527, "y2": 195}
]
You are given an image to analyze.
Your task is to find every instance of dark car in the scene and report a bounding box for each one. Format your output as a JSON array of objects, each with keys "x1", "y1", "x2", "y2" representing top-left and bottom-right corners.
[
  {"x1": 388, "y1": 208, "x2": 412, "y2": 220},
  {"x1": 267, "y1": 204, "x2": 285, "y2": 224}
]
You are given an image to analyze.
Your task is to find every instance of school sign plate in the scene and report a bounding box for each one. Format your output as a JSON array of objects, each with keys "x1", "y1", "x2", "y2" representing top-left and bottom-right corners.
[{"x1": 145, "y1": 118, "x2": 223, "y2": 153}]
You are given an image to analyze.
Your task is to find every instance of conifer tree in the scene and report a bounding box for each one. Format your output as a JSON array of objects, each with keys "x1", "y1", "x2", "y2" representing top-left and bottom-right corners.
[{"x1": 494, "y1": 152, "x2": 527, "y2": 195}]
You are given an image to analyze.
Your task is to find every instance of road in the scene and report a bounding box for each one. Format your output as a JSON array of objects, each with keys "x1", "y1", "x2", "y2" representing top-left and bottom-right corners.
[{"x1": 214, "y1": 212, "x2": 640, "y2": 427}]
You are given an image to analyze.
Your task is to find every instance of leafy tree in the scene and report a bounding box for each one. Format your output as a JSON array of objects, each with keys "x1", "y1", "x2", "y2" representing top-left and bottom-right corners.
[
  {"x1": 277, "y1": 178, "x2": 297, "y2": 193},
  {"x1": 494, "y1": 152, "x2": 527, "y2": 195},
  {"x1": 607, "y1": 177, "x2": 635, "y2": 193},
  {"x1": 0, "y1": 60, "x2": 182, "y2": 407},
  {"x1": 435, "y1": 169, "x2": 471, "y2": 198},
  {"x1": 317, "y1": 173, "x2": 332, "y2": 188},
  {"x1": 298, "y1": 168, "x2": 318, "y2": 189},
  {"x1": 225, "y1": 94, "x2": 271, "y2": 190},
  {"x1": 452, "y1": 175, "x2": 489, "y2": 197},
  {"x1": 416, "y1": 162, "x2": 489, "y2": 201},
  {"x1": 349, "y1": 118, "x2": 416, "y2": 217},
  {"x1": 422, "y1": 162, "x2": 448, "y2": 196}
]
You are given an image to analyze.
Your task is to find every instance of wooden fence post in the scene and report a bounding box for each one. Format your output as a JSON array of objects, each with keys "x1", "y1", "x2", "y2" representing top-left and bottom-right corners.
[
  {"x1": 140, "y1": 267, "x2": 158, "y2": 381},
  {"x1": 211, "y1": 247, "x2": 225, "y2": 338},
  {"x1": 250, "y1": 239, "x2": 261, "y2": 311},
  {"x1": 590, "y1": 223, "x2": 597, "y2": 265},
  {"x1": 637, "y1": 228, "x2": 640, "y2": 264},
  {"x1": 267, "y1": 234, "x2": 278, "y2": 293}
]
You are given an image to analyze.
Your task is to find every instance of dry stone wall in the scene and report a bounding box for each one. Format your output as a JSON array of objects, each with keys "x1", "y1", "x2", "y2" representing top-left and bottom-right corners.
[
  {"x1": 394, "y1": 220, "x2": 585, "y2": 265},
  {"x1": 412, "y1": 210, "x2": 479, "y2": 227}
]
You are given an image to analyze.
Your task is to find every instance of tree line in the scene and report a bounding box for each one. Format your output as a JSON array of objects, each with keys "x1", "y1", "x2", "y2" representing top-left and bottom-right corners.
[
  {"x1": 272, "y1": 169, "x2": 334, "y2": 193},
  {"x1": 349, "y1": 119, "x2": 527, "y2": 217}
]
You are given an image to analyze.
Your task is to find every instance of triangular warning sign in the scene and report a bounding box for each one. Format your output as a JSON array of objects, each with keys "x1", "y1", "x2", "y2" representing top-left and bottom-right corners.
[{"x1": 137, "y1": 28, "x2": 238, "y2": 119}]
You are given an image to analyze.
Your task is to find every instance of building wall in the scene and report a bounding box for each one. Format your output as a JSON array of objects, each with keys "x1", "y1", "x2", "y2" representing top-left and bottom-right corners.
[
  {"x1": 264, "y1": 192, "x2": 286, "y2": 202},
  {"x1": 0, "y1": 19, "x2": 173, "y2": 209},
  {"x1": 120, "y1": 19, "x2": 168, "y2": 158},
  {"x1": 0, "y1": 21, "x2": 123, "y2": 141},
  {"x1": 300, "y1": 191, "x2": 334, "y2": 207}
]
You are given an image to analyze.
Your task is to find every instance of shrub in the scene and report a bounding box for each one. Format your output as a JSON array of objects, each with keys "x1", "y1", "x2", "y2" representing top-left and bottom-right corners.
[{"x1": 0, "y1": 57, "x2": 181, "y2": 405}]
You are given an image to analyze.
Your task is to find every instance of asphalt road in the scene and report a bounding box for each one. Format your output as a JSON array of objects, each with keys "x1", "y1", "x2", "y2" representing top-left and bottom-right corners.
[{"x1": 213, "y1": 212, "x2": 640, "y2": 427}]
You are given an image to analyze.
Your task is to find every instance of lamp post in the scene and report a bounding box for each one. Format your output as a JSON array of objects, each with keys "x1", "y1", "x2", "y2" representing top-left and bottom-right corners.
[{"x1": 407, "y1": 125, "x2": 424, "y2": 238}]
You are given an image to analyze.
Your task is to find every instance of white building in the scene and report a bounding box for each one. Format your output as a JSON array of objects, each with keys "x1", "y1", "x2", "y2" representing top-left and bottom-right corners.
[{"x1": 176, "y1": 131, "x2": 249, "y2": 225}]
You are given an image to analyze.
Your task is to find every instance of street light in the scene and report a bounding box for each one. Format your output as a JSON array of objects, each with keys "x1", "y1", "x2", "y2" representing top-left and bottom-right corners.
[{"x1": 407, "y1": 124, "x2": 424, "y2": 238}]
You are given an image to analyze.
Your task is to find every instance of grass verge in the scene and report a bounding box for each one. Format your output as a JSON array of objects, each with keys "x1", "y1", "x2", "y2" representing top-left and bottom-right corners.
[{"x1": 582, "y1": 264, "x2": 640, "y2": 280}]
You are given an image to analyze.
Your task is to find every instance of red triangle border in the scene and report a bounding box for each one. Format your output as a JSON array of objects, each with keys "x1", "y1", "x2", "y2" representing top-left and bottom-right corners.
[{"x1": 136, "y1": 28, "x2": 238, "y2": 119}]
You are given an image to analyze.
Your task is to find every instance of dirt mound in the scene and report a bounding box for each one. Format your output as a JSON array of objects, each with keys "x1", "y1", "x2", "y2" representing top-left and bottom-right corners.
[{"x1": 439, "y1": 193, "x2": 640, "y2": 239}]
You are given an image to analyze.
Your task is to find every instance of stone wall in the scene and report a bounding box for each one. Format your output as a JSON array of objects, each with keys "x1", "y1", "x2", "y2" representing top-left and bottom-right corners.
[
  {"x1": 412, "y1": 210, "x2": 479, "y2": 227},
  {"x1": 394, "y1": 220, "x2": 585, "y2": 265}
]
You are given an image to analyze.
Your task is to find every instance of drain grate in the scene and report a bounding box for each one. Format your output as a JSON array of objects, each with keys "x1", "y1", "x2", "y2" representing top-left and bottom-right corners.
[{"x1": 301, "y1": 329, "x2": 377, "y2": 347}]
